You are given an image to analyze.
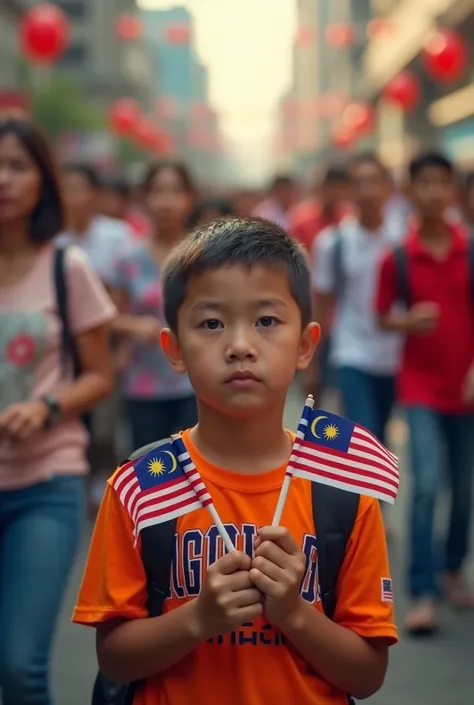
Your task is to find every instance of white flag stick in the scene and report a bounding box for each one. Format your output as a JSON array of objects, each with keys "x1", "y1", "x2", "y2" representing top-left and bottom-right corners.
[
  {"x1": 172, "y1": 435, "x2": 236, "y2": 552},
  {"x1": 272, "y1": 396, "x2": 315, "y2": 526}
]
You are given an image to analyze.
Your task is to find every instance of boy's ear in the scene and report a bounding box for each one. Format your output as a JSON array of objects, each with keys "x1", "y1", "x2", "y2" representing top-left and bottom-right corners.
[
  {"x1": 160, "y1": 328, "x2": 187, "y2": 374},
  {"x1": 296, "y1": 322, "x2": 321, "y2": 371}
]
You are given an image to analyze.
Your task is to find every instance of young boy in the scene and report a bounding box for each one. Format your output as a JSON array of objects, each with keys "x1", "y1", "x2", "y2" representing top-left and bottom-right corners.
[
  {"x1": 74, "y1": 218, "x2": 397, "y2": 704},
  {"x1": 376, "y1": 153, "x2": 474, "y2": 634}
]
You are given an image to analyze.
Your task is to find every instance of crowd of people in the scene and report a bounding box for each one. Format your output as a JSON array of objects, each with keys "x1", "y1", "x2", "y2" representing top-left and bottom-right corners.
[{"x1": 0, "y1": 114, "x2": 473, "y2": 704}]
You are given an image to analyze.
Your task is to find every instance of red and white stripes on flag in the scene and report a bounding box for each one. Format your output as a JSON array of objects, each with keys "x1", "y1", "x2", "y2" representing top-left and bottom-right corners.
[
  {"x1": 291, "y1": 415, "x2": 399, "y2": 504},
  {"x1": 111, "y1": 439, "x2": 212, "y2": 542}
]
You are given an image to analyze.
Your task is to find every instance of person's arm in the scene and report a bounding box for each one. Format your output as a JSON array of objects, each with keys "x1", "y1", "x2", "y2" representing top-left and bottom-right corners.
[
  {"x1": 96, "y1": 601, "x2": 202, "y2": 682},
  {"x1": 74, "y1": 486, "x2": 262, "y2": 683},
  {"x1": 376, "y1": 251, "x2": 438, "y2": 334},
  {"x1": 108, "y1": 285, "x2": 162, "y2": 344},
  {"x1": 251, "y1": 500, "x2": 397, "y2": 699},
  {"x1": 278, "y1": 600, "x2": 389, "y2": 699}
]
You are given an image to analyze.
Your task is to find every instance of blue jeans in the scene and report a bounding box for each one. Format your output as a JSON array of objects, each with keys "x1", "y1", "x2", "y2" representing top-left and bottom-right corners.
[
  {"x1": 337, "y1": 367, "x2": 396, "y2": 443},
  {"x1": 0, "y1": 476, "x2": 85, "y2": 705},
  {"x1": 406, "y1": 407, "x2": 474, "y2": 598}
]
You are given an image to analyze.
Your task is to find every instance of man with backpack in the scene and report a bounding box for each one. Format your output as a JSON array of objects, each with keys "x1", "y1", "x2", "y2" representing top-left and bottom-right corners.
[
  {"x1": 311, "y1": 153, "x2": 405, "y2": 446},
  {"x1": 377, "y1": 152, "x2": 474, "y2": 635}
]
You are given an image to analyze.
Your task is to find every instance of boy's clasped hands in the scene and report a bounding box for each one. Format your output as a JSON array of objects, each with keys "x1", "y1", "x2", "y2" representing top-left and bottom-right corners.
[{"x1": 190, "y1": 526, "x2": 307, "y2": 642}]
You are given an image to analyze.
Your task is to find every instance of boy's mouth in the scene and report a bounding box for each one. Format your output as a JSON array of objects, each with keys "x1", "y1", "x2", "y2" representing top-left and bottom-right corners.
[{"x1": 226, "y1": 370, "x2": 262, "y2": 388}]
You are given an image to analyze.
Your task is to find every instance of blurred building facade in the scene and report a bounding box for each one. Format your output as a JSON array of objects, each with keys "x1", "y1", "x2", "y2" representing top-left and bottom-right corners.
[
  {"x1": 46, "y1": 0, "x2": 155, "y2": 109},
  {"x1": 362, "y1": 0, "x2": 474, "y2": 173},
  {"x1": 142, "y1": 4, "x2": 224, "y2": 184},
  {"x1": 0, "y1": 0, "x2": 28, "y2": 111}
]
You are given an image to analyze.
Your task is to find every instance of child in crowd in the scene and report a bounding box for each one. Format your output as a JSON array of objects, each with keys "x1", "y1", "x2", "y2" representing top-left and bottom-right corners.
[{"x1": 74, "y1": 218, "x2": 397, "y2": 704}]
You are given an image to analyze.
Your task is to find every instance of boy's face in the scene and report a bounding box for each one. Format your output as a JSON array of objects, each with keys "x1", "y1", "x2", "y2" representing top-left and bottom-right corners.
[
  {"x1": 163, "y1": 264, "x2": 318, "y2": 419},
  {"x1": 410, "y1": 166, "x2": 454, "y2": 220}
]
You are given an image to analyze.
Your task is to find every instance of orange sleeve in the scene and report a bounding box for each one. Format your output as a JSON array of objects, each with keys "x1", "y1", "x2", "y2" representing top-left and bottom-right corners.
[
  {"x1": 333, "y1": 496, "x2": 398, "y2": 645},
  {"x1": 72, "y1": 481, "x2": 148, "y2": 626}
]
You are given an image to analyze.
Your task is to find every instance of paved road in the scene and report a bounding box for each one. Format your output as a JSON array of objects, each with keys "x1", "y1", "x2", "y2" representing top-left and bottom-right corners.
[{"x1": 52, "y1": 392, "x2": 474, "y2": 704}]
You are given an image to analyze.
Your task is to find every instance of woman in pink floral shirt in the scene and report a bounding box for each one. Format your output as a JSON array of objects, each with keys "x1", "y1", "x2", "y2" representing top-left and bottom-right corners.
[{"x1": 0, "y1": 118, "x2": 115, "y2": 704}]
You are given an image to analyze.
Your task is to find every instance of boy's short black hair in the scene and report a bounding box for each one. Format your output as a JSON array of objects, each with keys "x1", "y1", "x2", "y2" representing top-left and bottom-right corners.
[
  {"x1": 162, "y1": 217, "x2": 312, "y2": 333},
  {"x1": 409, "y1": 152, "x2": 454, "y2": 181}
]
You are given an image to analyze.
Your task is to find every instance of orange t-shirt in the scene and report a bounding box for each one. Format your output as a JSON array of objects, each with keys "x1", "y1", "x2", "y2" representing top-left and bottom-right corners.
[{"x1": 73, "y1": 429, "x2": 398, "y2": 705}]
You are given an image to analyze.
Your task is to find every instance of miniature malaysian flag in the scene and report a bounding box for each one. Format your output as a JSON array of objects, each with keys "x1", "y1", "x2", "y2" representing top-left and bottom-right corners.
[
  {"x1": 112, "y1": 438, "x2": 212, "y2": 540},
  {"x1": 288, "y1": 407, "x2": 399, "y2": 504}
]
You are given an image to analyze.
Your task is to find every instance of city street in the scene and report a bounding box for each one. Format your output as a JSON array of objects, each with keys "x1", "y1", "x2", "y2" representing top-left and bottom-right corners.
[{"x1": 52, "y1": 392, "x2": 474, "y2": 705}]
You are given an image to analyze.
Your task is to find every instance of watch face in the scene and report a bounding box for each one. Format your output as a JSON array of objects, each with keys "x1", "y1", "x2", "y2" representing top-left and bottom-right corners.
[{"x1": 43, "y1": 395, "x2": 61, "y2": 426}]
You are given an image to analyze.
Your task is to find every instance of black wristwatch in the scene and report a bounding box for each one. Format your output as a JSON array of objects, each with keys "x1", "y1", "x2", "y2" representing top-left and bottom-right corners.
[{"x1": 40, "y1": 395, "x2": 62, "y2": 428}]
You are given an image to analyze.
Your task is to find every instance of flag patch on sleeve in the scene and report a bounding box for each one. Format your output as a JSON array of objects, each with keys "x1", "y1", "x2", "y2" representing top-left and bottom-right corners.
[{"x1": 381, "y1": 578, "x2": 393, "y2": 602}]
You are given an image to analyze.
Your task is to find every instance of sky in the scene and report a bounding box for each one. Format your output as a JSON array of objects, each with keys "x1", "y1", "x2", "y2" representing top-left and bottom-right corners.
[{"x1": 138, "y1": 0, "x2": 296, "y2": 180}]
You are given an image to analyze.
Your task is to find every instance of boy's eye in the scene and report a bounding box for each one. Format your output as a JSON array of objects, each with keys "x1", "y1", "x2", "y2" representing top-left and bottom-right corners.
[
  {"x1": 202, "y1": 319, "x2": 223, "y2": 330},
  {"x1": 257, "y1": 316, "x2": 277, "y2": 328}
]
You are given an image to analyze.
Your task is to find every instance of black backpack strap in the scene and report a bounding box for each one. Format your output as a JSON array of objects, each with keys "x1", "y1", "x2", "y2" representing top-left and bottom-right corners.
[
  {"x1": 92, "y1": 440, "x2": 177, "y2": 705},
  {"x1": 468, "y1": 233, "x2": 474, "y2": 307},
  {"x1": 332, "y1": 226, "x2": 344, "y2": 297},
  {"x1": 53, "y1": 245, "x2": 82, "y2": 379},
  {"x1": 127, "y1": 437, "x2": 178, "y2": 616},
  {"x1": 392, "y1": 244, "x2": 409, "y2": 309},
  {"x1": 312, "y1": 482, "x2": 359, "y2": 620}
]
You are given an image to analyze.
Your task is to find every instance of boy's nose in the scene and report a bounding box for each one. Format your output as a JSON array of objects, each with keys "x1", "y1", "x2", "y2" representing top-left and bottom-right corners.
[{"x1": 224, "y1": 329, "x2": 257, "y2": 361}]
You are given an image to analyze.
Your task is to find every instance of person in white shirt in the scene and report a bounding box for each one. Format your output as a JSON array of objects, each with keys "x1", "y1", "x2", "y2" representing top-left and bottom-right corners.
[
  {"x1": 57, "y1": 164, "x2": 134, "y2": 281},
  {"x1": 311, "y1": 153, "x2": 405, "y2": 445},
  {"x1": 58, "y1": 163, "x2": 135, "y2": 511}
]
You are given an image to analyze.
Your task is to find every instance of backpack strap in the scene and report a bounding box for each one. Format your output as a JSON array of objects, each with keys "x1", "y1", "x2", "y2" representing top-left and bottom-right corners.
[
  {"x1": 332, "y1": 226, "x2": 344, "y2": 297},
  {"x1": 392, "y1": 244, "x2": 409, "y2": 309},
  {"x1": 468, "y1": 233, "x2": 474, "y2": 307},
  {"x1": 311, "y1": 482, "x2": 359, "y2": 620},
  {"x1": 126, "y1": 438, "x2": 178, "y2": 617},
  {"x1": 53, "y1": 245, "x2": 81, "y2": 379}
]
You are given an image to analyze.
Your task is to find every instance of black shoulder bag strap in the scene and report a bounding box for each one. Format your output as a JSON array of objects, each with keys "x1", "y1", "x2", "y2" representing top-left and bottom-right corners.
[
  {"x1": 332, "y1": 225, "x2": 344, "y2": 298},
  {"x1": 392, "y1": 244, "x2": 409, "y2": 309},
  {"x1": 53, "y1": 245, "x2": 81, "y2": 378},
  {"x1": 92, "y1": 441, "x2": 177, "y2": 705},
  {"x1": 311, "y1": 483, "x2": 359, "y2": 705},
  {"x1": 468, "y1": 233, "x2": 474, "y2": 307}
]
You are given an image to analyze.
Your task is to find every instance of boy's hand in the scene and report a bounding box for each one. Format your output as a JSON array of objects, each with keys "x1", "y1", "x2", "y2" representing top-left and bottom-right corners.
[
  {"x1": 191, "y1": 551, "x2": 263, "y2": 641},
  {"x1": 250, "y1": 526, "x2": 306, "y2": 629}
]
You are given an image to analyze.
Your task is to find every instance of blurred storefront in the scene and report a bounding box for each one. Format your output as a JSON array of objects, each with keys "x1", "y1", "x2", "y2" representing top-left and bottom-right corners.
[
  {"x1": 0, "y1": 0, "x2": 27, "y2": 114},
  {"x1": 361, "y1": 0, "x2": 474, "y2": 171}
]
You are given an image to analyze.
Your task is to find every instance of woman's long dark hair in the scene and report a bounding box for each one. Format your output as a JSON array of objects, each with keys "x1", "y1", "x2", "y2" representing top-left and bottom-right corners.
[{"x1": 0, "y1": 118, "x2": 65, "y2": 243}]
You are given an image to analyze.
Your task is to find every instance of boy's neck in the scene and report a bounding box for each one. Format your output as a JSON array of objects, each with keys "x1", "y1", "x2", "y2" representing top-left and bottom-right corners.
[{"x1": 190, "y1": 401, "x2": 292, "y2": 474}]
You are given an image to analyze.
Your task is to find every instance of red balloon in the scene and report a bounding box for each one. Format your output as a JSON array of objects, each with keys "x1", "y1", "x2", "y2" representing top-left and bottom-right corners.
[
  {"x1": 115, "y1": 15, "x2": 142, "y2": 41},
  {"x1": 342, "y1": 102, "x2": 375, "y2": 136},
  {"x1": 325, "y1": 24, "x2": 357, "y2": 49},
  {"x1": 383, "y1": 71, "x2": 420, "y2": 112},
  {"x1": 331, "y1": 123, "x2": 355, "y2": 150},
  {"x1": 165, "y1": 22, "x2": 191, "y2": 45},
  {"x1": 422, "y1": 29, "x2": 468, "y2": 83},
  {"x1": 134, "y1": 117, "x2": 159, "y2": 149},
  {"x1": 20, "y1": 3, "x2": 70, "y2": 64},
  {"x1": 109, "y1": 99, "x2": 140, "y2": 135}
]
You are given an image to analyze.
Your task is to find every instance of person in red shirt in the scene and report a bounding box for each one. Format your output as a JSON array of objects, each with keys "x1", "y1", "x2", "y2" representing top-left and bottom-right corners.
[
  {"x1": 289, "y1": 165, "x2": 353, "y2": 257},
  {"x1": 376, "y1": 152, "x2": 474, "y2": 635}
]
